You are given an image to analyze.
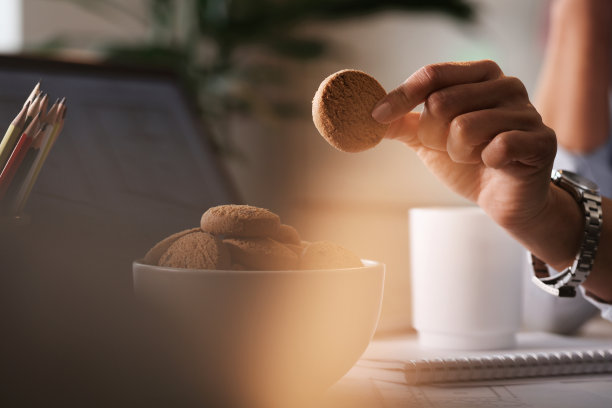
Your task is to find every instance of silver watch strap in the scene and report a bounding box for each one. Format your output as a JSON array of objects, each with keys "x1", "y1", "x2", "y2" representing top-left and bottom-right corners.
[{"x1": 531, "y1": 191, "x2": 602, "y2": 297}]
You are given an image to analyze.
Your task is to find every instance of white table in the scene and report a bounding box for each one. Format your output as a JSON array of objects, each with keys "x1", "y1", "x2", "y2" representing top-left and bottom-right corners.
[{"x1": 322, "y1": 318, "x2": 612, "y2": 408}]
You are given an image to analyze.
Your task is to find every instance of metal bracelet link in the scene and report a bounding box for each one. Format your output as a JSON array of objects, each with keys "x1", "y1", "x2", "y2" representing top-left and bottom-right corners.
[{"x1": 530, "y1": 177, "x2": 602, "y2": 298}]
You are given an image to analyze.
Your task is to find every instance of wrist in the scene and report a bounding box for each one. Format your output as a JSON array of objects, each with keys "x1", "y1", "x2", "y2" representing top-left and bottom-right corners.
[
  {"x1": 507, "y1": 182, "x2": 583, "y2": 271},
  {"x1": 528, "y1": 170, "x2": 606, "y2": 298},
  {"x1": 542, "y1": 183, "x2": 585, "y2": 271}
]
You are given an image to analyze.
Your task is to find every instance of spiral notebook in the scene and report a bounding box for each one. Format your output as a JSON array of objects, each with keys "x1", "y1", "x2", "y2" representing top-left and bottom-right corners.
[
  {"x1": 357, "y1": 332, "x2": 612, "y2": 386},
  {"x1": 401, "y1": 348, "x2": 612, "y2": 384}
]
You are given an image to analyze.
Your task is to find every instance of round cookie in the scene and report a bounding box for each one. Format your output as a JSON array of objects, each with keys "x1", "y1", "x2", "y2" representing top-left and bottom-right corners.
[
  {"x1": 284, "y1": 239, "x2": 310, "y2": 255},
  {"x1": 300, "y1": 241, "x2": 363, "y2": 270},
  {"x1": 271, "y1": 223, "x2": 301, "y2": 246},
  {"x1": 143, "y1": 227, "x2": 200, "y2": 265},
  {"x1": 159, "y1": 231, "x2": 231, "y2": 270},
  {"x1": 223, "y1": 237, "x2": 299, "y2": 270},
  {"x1": 284, "y1": 243, "x2": 304, "y2": 255},
  {"x1": 312, "y1": 69, "x2": 389, "y2": 153},
  {"x1": 201, "y1": 204, "x2": 280, "y2": 237}
]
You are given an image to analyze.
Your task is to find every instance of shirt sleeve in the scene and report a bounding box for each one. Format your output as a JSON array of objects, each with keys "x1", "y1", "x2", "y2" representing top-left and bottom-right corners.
[
  {"x1": 554, "y1": 141, "x2": 612, "y2": 198},
  {"x1": 580, "y1": 286, "x2": 612, "y2": 322}
]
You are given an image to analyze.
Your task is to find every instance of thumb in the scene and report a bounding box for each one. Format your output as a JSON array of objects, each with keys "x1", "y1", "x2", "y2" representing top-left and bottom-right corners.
[{"x1": 382, "y1": 111, "x2": 422, "y2": 148}]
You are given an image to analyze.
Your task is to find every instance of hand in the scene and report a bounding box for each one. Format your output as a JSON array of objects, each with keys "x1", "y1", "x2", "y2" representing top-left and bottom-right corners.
[{"x1": 372, "y1": 60, "x2": 557, "y2": 234}]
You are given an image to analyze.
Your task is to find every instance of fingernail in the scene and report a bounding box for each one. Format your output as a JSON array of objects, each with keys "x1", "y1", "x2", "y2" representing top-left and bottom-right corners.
[{"x1": 372, "y1": 102, "x2": 392, "y2": 123}]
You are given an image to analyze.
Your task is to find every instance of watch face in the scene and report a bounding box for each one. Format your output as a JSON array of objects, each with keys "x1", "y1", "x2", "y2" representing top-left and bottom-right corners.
[{"x1": 556, "y1": 170, "x2": 599, "y2": 192}]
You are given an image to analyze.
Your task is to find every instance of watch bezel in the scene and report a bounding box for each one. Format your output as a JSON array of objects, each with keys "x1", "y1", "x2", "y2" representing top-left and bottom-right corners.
[{"x1": 553, "y1": 169, "x2": 599, "y2": 194}]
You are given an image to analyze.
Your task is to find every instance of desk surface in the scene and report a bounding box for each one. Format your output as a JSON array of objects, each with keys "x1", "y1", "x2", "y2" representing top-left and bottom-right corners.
[{"x1": 322, "y1": 318, "x2": 612, "y2": 408}]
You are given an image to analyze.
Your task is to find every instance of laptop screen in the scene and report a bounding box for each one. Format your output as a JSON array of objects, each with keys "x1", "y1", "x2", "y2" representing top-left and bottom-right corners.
[
  {"x1": 0, "y1": 56, "x2": 239, "y2": 279},
  {"x1": 0, "y1": 56, "x2": 244, "y2": 404}
]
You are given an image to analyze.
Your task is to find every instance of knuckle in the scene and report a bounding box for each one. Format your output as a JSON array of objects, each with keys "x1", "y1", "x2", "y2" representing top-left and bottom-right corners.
[
  {"x1": 425, "y1": 91, "x2": 451, "y2": 117},
  {"x1": 540, "y1": 127, "x2": 558, "y2": 158},
  {"x1": 527, "y1": 108, "x2": 543, "y2": 124},
  {"x1": 504, "y1": 76, "x2": 529, "y2": 98},
  {"x1": 419, "y1": 64, "x2": 444, "y2": 86},
  {"x1": 519, "y1": 108, "x2": 543, "y2": 128},
  {"x1": 394, "y1": 85, "x2": 414, "y2": 110},
  {"x1": 494, "y1": 131, "x2": 513, "y2": 154},
  {"x1": 480, "y1": 59, "x2": 503, "y2": 77},
  {"x1": 450, "y1": 115, "x2": 472, "y2": 139}
]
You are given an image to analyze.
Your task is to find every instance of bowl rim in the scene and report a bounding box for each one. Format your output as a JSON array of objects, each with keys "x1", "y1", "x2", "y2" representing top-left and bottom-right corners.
[{"x1": 133, "y1": 259, "x2": 383, "y2": 275}]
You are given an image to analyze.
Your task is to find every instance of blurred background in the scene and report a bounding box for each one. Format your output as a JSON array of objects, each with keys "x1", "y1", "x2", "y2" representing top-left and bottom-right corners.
[{"x1": 2, "y1": 0, "x2": 550, "y2": 333}]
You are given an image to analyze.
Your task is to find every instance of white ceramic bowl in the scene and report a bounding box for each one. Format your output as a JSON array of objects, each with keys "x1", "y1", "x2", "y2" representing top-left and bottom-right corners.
[{"x1": 132, "y1": 260, "x2": 385, "y2": 407}]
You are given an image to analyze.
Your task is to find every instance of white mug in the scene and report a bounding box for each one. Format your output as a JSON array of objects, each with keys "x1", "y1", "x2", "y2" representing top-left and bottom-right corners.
[{"x1": 409, "y1": 206, "x2": 524, "y2": 350}]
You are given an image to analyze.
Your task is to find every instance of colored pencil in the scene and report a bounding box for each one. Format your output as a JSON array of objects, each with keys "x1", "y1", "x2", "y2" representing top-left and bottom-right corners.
[
  {"x1": 36, "y1": 100, "x2": 59, "y2": 150},
  {"x1": 0, "y1": 102, "x2": 30, "y2": 174},
  {"x1": 7, "y1": 106, "x2": 54, "y2": 194},
  {"x1": 10, "y1": 102, "x2": 60, "y2": 212},
  {"x1": 24, "y1": 82, "x2": 40, "y2": 108},
  {"x1": 0, "y1": 113, "x2": 41, "y2": 200},
  {"x1": 1, "y1": 83, "x2": 68, "y2": 214},
  {"x1": 38, "y1": 93, "x2": 49, "y2": 122},
  {"x1": 5, "y1": 126, "x2": 46, "y2": 203},
  {"x1": 26, "y1": 94, "x2": 43, "y2": 122},
  {"x1": 12, "y1": 102, "x2": 66, "y2": 213}
]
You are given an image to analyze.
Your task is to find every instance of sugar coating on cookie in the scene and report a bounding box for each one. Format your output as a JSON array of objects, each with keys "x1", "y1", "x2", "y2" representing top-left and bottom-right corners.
[
  {"x1": 312, "y1": 69, "x2": 389, "y2": 153},
  {"x1": 201, "y1": 204, "x2": 281, "y2": 237},
  {"x1": 223, "y1": 237, "x2": 299, "y2": 270},
  {"x1": 159, "y1": 231, "x2": 231, "y2": 270},
  {"x1": 300, "y1": 241, "x2": 363, "y2": 270},
  {"x1": 143, "y1": 227, "x2": 201, "y2": 265}
]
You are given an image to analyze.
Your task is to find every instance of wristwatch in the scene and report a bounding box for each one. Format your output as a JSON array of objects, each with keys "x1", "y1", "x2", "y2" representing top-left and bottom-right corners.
[{"x1": 530, "y1": 169, "x2": 603, "y2": 297}]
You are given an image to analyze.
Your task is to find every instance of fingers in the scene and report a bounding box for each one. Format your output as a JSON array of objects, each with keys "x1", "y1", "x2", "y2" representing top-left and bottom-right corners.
[
  {"x1": 372, "y1": 60, "x2": 503, "y2": 124},
  {"x1": 446, "y1": 108, "x2": 543, "y2": 164},
  {"x1": 482, "y1": 128, "x2": 557, "y2": 169},
  {"x1": 379, "y1": 60, "x2": 556, "y2": 173},
  {"x1": 387, "y1": 105, "x2": 556, "y2": 171},
  {"x1": 384, "y1": 112, "x2": 421, "y2": 148},
  {"x1": 417, "y1": 76, "x2": 530, "y2": 150}
]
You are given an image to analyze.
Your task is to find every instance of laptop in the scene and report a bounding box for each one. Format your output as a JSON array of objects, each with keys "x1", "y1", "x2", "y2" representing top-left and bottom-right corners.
[{"x1": 0, "y1": 55, "x2": 239, "y2": 270}]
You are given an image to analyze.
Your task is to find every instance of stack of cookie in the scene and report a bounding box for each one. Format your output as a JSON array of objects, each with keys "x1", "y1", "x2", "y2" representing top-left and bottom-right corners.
[{"x1": 143, "y1": 204, "x2": 363, "y2": 271}]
